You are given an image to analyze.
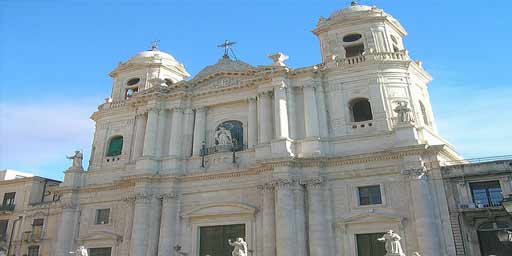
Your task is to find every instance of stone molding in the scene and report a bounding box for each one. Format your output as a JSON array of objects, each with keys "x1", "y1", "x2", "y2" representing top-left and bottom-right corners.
[
  {"x1": 60, "y1": 200, "x2": 78, "y2": 210},
  {"x1": 256, "y1": 183, "x2": 275, "y2": 191},
  {"x1": 300, "y1": 176, "x2": 327, "y2": 190},
  {"x1": 134, "y1": 192, "x2": 154, "y2": 204},
  {"x1": 194, "y1": 106, "x2": 208, "y2": 112}
]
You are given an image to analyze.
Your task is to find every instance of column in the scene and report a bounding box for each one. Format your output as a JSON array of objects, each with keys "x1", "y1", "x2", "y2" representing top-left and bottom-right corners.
[
  {"x1": 182, "y1": 108, "x2": 195, "y2": 157},
  {"x1": 248, "y1": 97, "x2": 258, "y2": 148},
  {"x1": 273, "y1": 82, "x2": 289, "y2": 139},
  {"x1": 147, "y1": 196, "x2": 162, "y2": 256},
  {"x1": 169, "y1": 107, "x2": 184, "y2": 157},
  {"x1": 402, "y1": 168, "x2": 442, "y2": 255},
  {"x1": 315, "y1": 83, "x2": 329, "y2": 138},
  {"x1": 274, "y1": 179, "x2": 297, "y2": 256},
  {"x1": 156, "y1": 109, "x2": 168, "y2": 157},
  {"x1": 306, "y1": 179, "x2": 331, "y2": 256},
  {"x1": 258, "y1": 91, "x2": 273, "y2": 144},
  {"x1": 55, "y1": 200, "x2": 78, "y2": 256},
  {"x1": 258, "y1": 184, "x2": 276, "y2": 256},
  {"x1": 143, "y1": 108, "x2": 159, "y2": 157},
  {"x1": 287, "y1": 86, "x2": 297, "y2": 139},
  {"x1": 303, "y1": 83, "x2": 320, "y2": 138},
  {"x1": 130, "y1": 193, "x2": 152, "y2": 256},
  {"x1": 294, "y1": 183, "x2": 307, "y2": 256},
  {"x1": 131, "y1": 113, "x2": 147, "y2": 161},
  {"x1": 158, "y1": 193, "x2": 179, "y2": 256},
  {"x1": 192, "y1": 107, "x2": 207, "y2": 156}
]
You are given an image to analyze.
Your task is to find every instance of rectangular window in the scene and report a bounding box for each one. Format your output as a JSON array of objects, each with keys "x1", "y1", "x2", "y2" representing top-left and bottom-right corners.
[
  {"x1": 2, "y1": 192, "x2": 15, "y2": 206},
  {"x1": 89, "y1": 247, "x2": 112, "y2": 256},
  {"x1": 0, "y1": 220, "x2": 8, "y2": 241},
  {"x1": 470, "y1": 181, "x2": 503, "y2": 207},
  {"x1": 358, "y1": 185, "x2": 382, "y2": 206},
  {"x1": 32, "y1": 218, "x2": 44, "y2": 238},
  {"x1": 95, "y1": 209, "x2": 110, "y2": 224},
  {"x1": 356, "y1": 233, "x2": 386, "y2": 256},
  {"x1": 199, "y1": 224, "x2": 245, "y2": 256},
  {"x1": 28, "y1": 245, "x2": 39, "y2": 256}
]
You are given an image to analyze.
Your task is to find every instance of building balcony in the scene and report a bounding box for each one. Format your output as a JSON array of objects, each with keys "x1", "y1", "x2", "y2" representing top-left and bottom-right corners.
[
  {"x1": 201, "y1": 144, "x2": 248, "y2": 156},
  {"x1": 0, "y1": 204, "x2": 15, "y2": 212},
  {"x1": 334, "y1": 50, "x2": 412, "y2": 68},
  {"x1": 459, "y1": 201, "x2": 504, "y2": 211},
  {"x1": 22, "y1": 231, "x2": 43, "y2": 241}
]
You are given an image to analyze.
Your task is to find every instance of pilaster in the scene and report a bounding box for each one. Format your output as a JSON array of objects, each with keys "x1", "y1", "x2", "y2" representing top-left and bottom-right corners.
[
  {"x1": 192, "y1": 106, "x2": 208, "y2": 156},
  {"x1": 169, "y1": 107, "x2": 184, "y2": 157},
  {"x1": 257, "y1": 184, "x2": 276, "y2": 256},
  {"x1": 248, "y1": 97, "x2": 258, "y2": 148},
  {"x1": 158, "y1": 193, "x2": 178, "y2": 256},
  {"x1": 131, "y1": 112, "x2": 147, "y2": 161}
]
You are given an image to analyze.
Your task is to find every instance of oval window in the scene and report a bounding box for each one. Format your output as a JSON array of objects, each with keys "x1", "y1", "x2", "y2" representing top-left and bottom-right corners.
[
  {"x1": 343, "y1": 33, "x2": 362, "y2": 43},
  {"x1": 391, "y1": 35, "x2": 398, "y2": 44},
  {"x1": 127, "y1": 78, "x2": 140, "y2": 86}
]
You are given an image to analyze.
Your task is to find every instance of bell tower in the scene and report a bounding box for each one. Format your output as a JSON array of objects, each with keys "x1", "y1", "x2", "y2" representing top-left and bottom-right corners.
[
  {"x1": 313, "y1": 1, "x2": 407, "y2": 62},
  {"x1": 108, "y1": 43, "x2": 190, "y2": 102}
]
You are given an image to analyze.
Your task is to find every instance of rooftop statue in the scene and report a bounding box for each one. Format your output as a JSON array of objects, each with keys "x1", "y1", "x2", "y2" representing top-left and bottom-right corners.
[
  {"x1": 69, "y1": 246, "x2": 88, "y2": 256},
  {"x1": 377, "y1": 230, "x2": 405, "y2": 256},
  {"x1": 66, "y1": 150, "x2": 83, "y2": 170},
  {"x1": 228, "y1": 238, "x2": 248, "y2": 256}
]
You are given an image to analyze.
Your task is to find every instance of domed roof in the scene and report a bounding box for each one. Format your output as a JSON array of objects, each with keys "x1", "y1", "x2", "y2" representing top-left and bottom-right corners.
[
  {"x1": 195, "y1": 57, "x2": 253, "y2": 79},
  {"x1": 328, "y1": 2, "x2": 386, "y2": 20},
  {"x1": 127, "y1": 47, "x2": 180, "y2": 66}
]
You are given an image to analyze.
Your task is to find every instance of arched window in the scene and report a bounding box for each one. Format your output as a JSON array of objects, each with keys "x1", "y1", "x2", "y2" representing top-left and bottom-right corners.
[
  {"x1": 215, "y1": 121, "x2": 243, "y2": 151},
  {"x1": 106, "y1": 136, "x2": 123, "y2": 157},
  {"x1": 350, "y1": 98, "x2": 373, "y2": 122},
  {"x1": 419, "y1": 101, "x2": 429, "y2": 126}
]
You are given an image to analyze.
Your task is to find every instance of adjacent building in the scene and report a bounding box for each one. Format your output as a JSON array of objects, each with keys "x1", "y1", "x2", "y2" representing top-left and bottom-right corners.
[
  {"x1": 0, "y1": 171, "x2": 61, "y2": 256},
  {"x1": 2, "y1": 2, "x2": 511, "y2": 256},
  {"x1": 443, "y1": 158, "x2": 512, "y2": 256}
]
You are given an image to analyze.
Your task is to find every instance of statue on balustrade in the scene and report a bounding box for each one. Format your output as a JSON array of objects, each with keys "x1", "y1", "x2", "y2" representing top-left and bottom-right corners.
[
  {"x1": 228, "y1": 237, "x2": 248, "y2": 256},
  {"x1": 69, "y1": 246, "x2": 88, "y2": 256},
  {"x1": 377, "y1": 230, "x2": 405, "y2": 256}
]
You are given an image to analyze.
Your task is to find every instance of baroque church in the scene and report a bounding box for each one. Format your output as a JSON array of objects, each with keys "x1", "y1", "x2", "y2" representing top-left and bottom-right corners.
[{"x1": 49, "y1": 2, "x2": 468, "y2": 256}]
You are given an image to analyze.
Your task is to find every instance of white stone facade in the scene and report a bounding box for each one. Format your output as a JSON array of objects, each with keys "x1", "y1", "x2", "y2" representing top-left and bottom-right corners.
[{"x1": 14, "y1": 3, "x2": 486, "y2": 256}]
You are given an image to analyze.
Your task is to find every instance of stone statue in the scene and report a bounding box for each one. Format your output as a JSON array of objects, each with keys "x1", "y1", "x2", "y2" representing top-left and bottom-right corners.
[
  {"x1": 69, "y1": 246, "x2": 88, "y2": 256},
  {"x1": 394, "y1": 101, "x2": 413, "y2": 124},
  {"x1": 215, "y1": 126, "x2": 233, "y2": 146},
  {"x1": 377, "y1": 230, "x2": 405, "y2": 256},
  {"x1": 228, "y1": 238, "x2": 248, "y2": 256},
  {"x1": 66, "y1": 150, "x2": 83, "y2": 170}
]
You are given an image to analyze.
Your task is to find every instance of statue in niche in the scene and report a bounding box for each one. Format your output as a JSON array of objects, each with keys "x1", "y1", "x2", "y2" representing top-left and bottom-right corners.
[
  {"x1": 394, "y1": 101, "x2": 413, "y2": 124},
  {"x1": 215, "y1": 126, "x2": 233, "y2": 146},
  {"x1": 377, "y1": 230, "x2": 405, "y2": 256},
  {"x1": 69, "y1": 246, "x2": 88, "y2": 256},
  {"x1": 228, "y1": 238, "x2": 248, "y2": 256},
  {"x1": 66, "y1": 150, "x2": 83, "y2": 170}
]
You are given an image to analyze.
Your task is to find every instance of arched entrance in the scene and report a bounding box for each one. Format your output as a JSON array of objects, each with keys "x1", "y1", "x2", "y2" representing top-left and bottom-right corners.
[{"x1": 477, "y1": 221, "x2": 512, "y2": 256}]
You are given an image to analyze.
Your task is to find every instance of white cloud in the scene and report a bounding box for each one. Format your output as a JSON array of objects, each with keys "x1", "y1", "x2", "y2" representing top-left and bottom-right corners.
[{"x1": 0, "y1": 98, "x2": 99, "y2": 179}]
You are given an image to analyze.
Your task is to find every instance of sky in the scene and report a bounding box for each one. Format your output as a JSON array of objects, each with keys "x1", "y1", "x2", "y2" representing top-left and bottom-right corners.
[{"x1": 0, "y1": 0, "x2": 511, "y2": 180}]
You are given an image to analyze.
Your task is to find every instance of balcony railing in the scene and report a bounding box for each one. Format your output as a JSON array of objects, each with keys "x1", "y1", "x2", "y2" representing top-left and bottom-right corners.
[
  {"x1": 0, "y1": 204, "x2": 15, "y2": 212},
  {"x1": 201, "y1": 144, "x2": 248, "y2": 156},
  {"x1": 22, "y1": 231, "x2": 43, "y2": 241},
  {"x1": 459, "y1": 201, "x2": 503, "y2": 209}
]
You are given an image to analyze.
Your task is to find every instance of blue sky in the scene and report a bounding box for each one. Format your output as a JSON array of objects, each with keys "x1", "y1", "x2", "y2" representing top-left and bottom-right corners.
[{"x1": 1, "y1": 0, "x2": 510, "y2": 180}]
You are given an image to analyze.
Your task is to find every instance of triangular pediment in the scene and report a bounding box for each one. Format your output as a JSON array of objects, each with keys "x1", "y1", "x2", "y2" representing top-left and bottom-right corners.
[
  {"x1": 182, "y1": 203, "x2": 257, "y2": 218},
  {"x1": 80, "y1": 231, "x2": 123, "y2": 242},
  {"x1": 338, "y1": 210, "x2": 405, "y2": 225},
  {"x1": 194, "y1": 57, "x2": 253, "y2": 80}
]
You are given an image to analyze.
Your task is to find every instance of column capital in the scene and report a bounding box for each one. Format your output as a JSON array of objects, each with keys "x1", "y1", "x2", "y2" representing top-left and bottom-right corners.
[
  {"x1": 257, "y1": 183, "x2": 275, "y2": 191},
  {"x1": 171, "y1": 106, "x2": 185, "y2": 113},
  {"x1": 60, "y1": 199, "x2": 78, "y2": 210},
  {"x1": 401, "y1": 167, "x2": 429, "y2": 180},
  {"x1": 160, "y1": 192, "x2": 178, "y2": 201},
  {"x1": 271, "y1": 177, "x2": 299, "y2": 190},
  {"x1": 258, "y1": 90, "x2": 274, "y2": 97},
  {"x1": 247, "y1": 96, "x2": 258, "y2": 102},
  {"x1": 134, "y1": 192, "x2": 154, "y2": 204},
  {"x1": 301, "y1": 176, "x2": 327, "y2": 189},
  {"x1": 194, "y1": 106, "x2": 209, "y2": 112}
]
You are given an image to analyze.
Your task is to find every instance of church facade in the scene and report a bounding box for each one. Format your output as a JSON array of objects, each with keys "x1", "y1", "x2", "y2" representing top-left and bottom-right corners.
[{"x1": 43, "y1": 3, "x2": 477, "y2": 256}]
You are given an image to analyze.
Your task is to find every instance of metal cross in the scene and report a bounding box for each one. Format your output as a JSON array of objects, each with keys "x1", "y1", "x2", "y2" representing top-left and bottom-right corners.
[
  {"x1": 151, "y1": 40, "x2": 160, "y2": 51},
  {"x1": 217, "y1": 40, "x2": 236, "y2": 58}
]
